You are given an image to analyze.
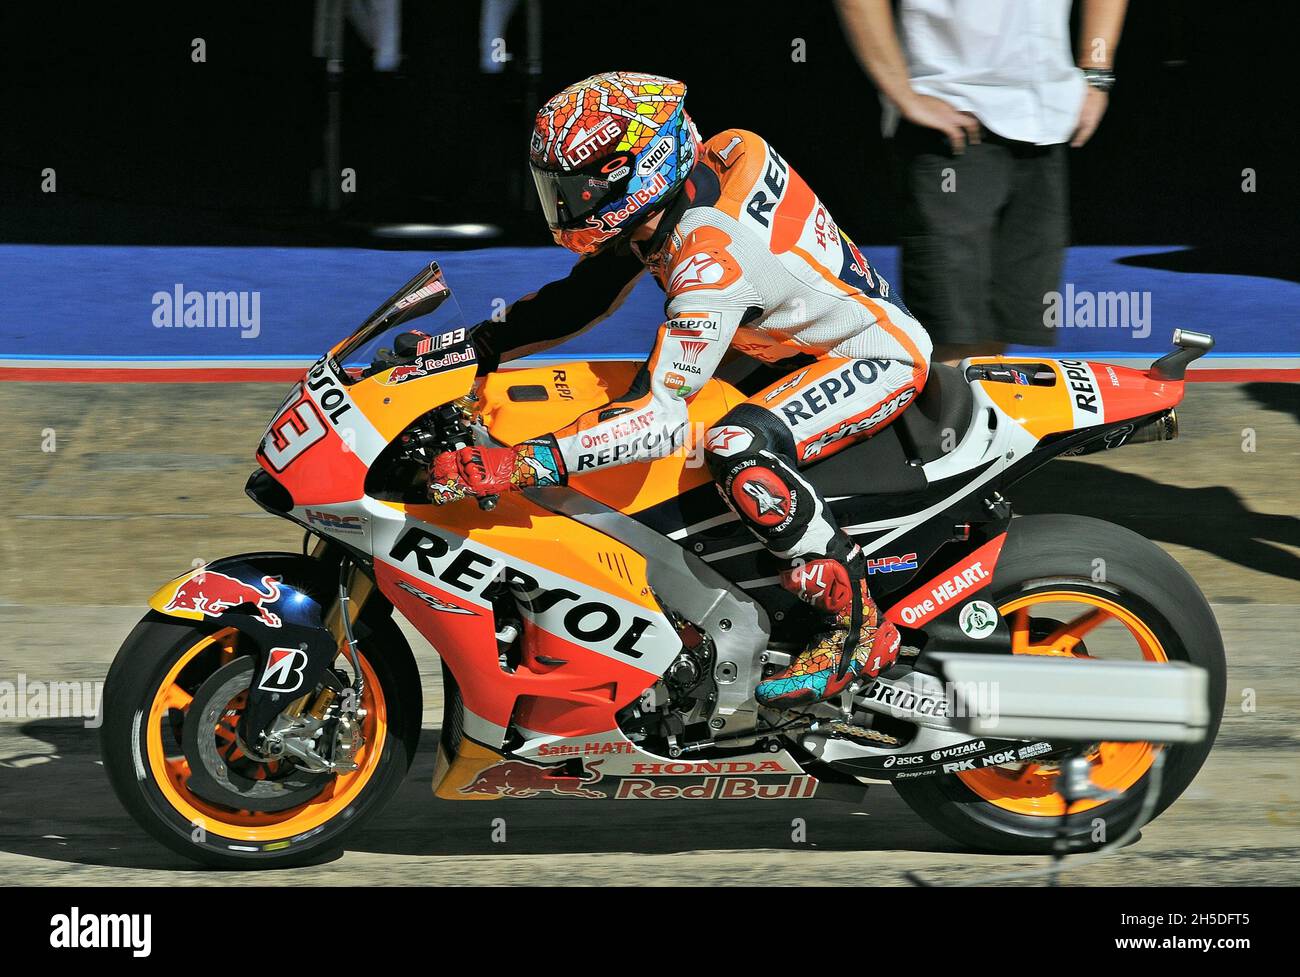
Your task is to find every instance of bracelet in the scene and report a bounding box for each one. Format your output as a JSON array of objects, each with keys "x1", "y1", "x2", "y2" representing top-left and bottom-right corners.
[{"x1": 1082, "y1": 67, "x2": 1115, "y2": 92}]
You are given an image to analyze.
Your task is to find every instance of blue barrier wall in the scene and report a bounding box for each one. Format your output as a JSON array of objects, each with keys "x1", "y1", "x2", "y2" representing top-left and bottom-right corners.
[{"x1": 1, "y1": 244, "x2": 1296, "y2": 362}]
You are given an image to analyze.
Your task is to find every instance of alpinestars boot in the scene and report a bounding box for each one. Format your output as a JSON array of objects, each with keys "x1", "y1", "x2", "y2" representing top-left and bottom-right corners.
[{"x1": 755, "y1": 543, "x2": 900, "y2": 708}]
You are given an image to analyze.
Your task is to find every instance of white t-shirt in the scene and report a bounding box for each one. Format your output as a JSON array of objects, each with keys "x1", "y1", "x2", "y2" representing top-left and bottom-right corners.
[{"x1": 883, "y1": 0, "x2": 1088, "y2": 146}]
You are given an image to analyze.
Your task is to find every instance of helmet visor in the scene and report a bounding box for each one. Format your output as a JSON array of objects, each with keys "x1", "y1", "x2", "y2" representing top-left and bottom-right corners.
[{"x1": 530, "y1": 161, "x2": 629, "y2": 230}]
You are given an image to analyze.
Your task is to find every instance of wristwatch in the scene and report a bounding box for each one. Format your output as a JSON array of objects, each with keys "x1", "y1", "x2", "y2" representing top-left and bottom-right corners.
[{"x1": 1082, "y1": 67, "x2": 1116, "y2": 92}]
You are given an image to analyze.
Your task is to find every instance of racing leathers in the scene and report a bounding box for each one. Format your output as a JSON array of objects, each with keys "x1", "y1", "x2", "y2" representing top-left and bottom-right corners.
[{"x1": 457, "y1": 130, "x2": 933, "y2": 707}]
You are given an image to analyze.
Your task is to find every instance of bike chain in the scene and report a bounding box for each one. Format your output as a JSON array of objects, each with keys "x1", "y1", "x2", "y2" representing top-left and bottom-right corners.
[{"x1": 825, "y1": 721, "x2": 901, "y2": 746}]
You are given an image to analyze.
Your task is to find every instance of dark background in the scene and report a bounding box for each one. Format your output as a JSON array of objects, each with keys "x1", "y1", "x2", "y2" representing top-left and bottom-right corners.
[{"x1": 0, "y1": 0, "x2": 1292, "y2": 279}]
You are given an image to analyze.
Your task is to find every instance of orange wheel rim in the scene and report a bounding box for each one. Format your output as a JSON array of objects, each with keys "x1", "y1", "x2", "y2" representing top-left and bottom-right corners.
[
  {"x1": 146, "y1": 628, "x2": 388, "y2": 843},
  {"x1": 956, "y1": 591, "x2": 1167, "y2": 817}
]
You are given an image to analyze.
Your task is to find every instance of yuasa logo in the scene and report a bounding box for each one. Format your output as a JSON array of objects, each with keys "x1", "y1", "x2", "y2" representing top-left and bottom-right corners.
[{"x1": 50, "y1": 907, "x2": 151, "y2": 957}]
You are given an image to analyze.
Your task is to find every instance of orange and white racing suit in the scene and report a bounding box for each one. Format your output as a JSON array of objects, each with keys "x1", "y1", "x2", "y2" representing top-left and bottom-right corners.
[{"x1": 471, "y1": 129, "x2": 932, "y2": 560}]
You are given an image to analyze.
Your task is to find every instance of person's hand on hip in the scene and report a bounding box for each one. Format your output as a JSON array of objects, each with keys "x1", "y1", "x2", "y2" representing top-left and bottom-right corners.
[{"x1": 899, "y1": 92, "x2": 982, "y2": 154}]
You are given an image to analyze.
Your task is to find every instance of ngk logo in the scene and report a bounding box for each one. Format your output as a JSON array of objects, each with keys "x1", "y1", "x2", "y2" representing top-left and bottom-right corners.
[{"x1": 980, "y1": 750, "x2": 1018, "y2": 766}]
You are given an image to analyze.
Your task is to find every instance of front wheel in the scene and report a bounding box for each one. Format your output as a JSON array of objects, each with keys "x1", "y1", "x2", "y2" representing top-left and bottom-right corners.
[
  {"x1": 101, "y1": 612, "x2": 421, "y2": 868},
  {"x1": 894, "y1": 514, "x2": 1226, "y2": 854}
]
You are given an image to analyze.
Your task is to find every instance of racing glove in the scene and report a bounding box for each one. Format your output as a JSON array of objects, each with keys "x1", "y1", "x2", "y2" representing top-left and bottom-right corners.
[{"x1": 428, "y1": 436, "x2": 566, "y2": 505}]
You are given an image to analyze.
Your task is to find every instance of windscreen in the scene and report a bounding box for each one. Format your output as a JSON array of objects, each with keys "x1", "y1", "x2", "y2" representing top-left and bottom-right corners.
[{"x1": 331, "y1": 262, "x2": 477, "y2": 384}]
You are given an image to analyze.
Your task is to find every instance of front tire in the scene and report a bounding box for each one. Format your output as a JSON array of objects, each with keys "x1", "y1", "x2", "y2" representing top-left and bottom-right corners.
[
  {"x1": 894, "y1": 514, "x2": 1225, "y2": 854},
  {"x1": 101, "y1": 611, "x2": 421, "y2": 869}
]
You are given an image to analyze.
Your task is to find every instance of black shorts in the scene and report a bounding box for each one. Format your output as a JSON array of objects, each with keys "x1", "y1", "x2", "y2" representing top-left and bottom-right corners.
[{"x1": 892, "y1": 121, "x2": 1069, "y2": 348}]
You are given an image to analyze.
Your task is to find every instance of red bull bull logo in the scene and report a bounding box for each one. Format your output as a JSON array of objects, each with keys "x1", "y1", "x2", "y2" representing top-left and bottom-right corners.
[
  {"x1": 385, "y1": 364, "x2": 428, "y2": 385},
  {"x1": 164, "y1": 570, "x2": 283, "y2": 627},
  {"x1": 459, "y1": 759, "x2": 606, "y2": 799}
]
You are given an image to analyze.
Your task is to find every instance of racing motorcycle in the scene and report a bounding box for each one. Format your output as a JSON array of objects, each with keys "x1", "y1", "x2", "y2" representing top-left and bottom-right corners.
[{"x1": 101, "y1": 262, "x2": 1226, "y2": 868}]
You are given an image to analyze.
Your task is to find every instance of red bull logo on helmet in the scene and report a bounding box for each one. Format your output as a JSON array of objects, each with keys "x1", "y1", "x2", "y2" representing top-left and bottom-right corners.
[
  {"x1": 586, "y1": 170, "x2": 669, "y2": 232},
  {"x1": 164, "y1": 570, "x2": 283, "y2": 627}
]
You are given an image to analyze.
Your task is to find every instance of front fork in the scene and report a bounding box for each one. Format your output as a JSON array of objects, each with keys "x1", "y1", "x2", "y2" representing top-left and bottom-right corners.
[{"x1": 250, "y1": 542, "x2": 375, "y2": 772}]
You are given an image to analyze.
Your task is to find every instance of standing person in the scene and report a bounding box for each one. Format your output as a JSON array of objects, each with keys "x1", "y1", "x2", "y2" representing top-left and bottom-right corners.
[{"x1": 836, "y1": 0, "x2": 1129, "y2": 362}]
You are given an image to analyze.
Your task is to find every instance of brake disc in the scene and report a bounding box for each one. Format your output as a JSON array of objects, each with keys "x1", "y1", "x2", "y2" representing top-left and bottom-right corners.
[{"x1": 181, "y1": 658, "x2": 331, "y2": 812}]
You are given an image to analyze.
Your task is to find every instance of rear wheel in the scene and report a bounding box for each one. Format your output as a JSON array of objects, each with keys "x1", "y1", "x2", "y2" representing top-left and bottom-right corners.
[
  {"x1": 894, "y1": 514, "x2": 1225, "y2": 854},
  {"x1": 101, "y1": 612, "x2": 421, "y2": 868}
]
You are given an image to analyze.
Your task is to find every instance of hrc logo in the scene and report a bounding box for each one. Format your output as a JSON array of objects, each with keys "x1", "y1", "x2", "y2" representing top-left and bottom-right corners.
[{"x1": 866, "y1": 552, "x2": 918, "y2": 575}]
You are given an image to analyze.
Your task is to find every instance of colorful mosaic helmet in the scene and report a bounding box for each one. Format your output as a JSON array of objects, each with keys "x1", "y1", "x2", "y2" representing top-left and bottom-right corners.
[{"x1": 529, "y1": 71, "x2": 699, "y2": 256}]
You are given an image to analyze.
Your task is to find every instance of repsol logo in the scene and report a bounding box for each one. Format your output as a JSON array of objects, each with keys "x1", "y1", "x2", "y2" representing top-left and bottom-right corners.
[
  {"x1": 306, "y1": 358, "x2": 354, "y2": 425},
  {"x1": 574, "y1": 420, "x2": 688, "y2": 471},
  {"x1": 1059, "y1": 359, "x2": 1100, "y2": 415},
  {"x1": 552, "y1": 368, "x2": 574, "y2": 400},
  {"x1": 780, "y1": 359, "x2": 892, "y2": 427},
  {"x1": 389, "y1": 527, "x2": 652, "y2": 659},
  {"x1": 745, "y1": 145, "x2": 788, "y2": 227}
]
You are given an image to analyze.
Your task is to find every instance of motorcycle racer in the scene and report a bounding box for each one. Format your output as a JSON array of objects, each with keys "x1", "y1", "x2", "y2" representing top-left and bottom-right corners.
[{"x1": 429, "y1": 71, "x2": 933, "y2": 709}]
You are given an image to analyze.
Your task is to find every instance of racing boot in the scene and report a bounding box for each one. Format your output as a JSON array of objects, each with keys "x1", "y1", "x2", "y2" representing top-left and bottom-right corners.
[{"x1": 755, "y1": 539, "x2": 900, "y2": 709}]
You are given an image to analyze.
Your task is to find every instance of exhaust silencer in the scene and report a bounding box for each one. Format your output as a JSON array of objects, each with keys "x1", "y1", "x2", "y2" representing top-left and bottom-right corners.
[
  {"x1": 1064, "y1": 410, "x2": 1177, "y2": 456},
  {"x1": 1127, "y1": 409, "x2": 1178, "y2": 445}
]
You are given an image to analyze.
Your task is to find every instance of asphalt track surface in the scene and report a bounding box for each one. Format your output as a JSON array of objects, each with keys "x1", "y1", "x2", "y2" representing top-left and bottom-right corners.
[{"x1": 1, "y1": 380, "x2": 1296, "y2": 886}]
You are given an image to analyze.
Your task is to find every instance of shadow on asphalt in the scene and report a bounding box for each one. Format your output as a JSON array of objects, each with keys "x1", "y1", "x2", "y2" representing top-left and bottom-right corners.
[
  {"x1": 1016, "y1": 461, "x2": 1300, "y2": 589},
  {"x1": 0, "y1": 719, "x2": 959, "y2": 870},
  {"x1": 1243, "y1": 382, "x2": 1300, "y2": 425}
]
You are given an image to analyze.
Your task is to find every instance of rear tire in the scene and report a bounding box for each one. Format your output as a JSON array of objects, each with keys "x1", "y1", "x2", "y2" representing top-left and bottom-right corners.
[
  {"x1": 894, "y1": 514, "x2": 1225, "y2": 854},
  {"x1": 101, "y1": 611, "x2": 421, "y2": 869}
]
